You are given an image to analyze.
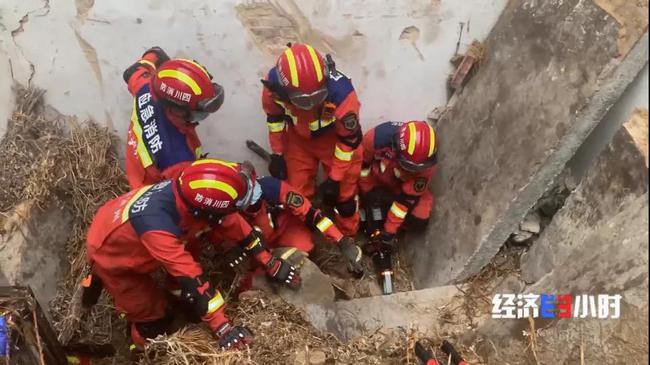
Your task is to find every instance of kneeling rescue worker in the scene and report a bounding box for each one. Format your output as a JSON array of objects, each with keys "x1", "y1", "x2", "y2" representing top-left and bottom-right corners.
[
  {"x1": 358, "y1": 121, "x2": 437, "y2": 293},
  {"x1": 261, "y1": 43, "x2": 363, "y2": 236},
  {"x1": 229, "y1": 175, "x2": 364, "y2": 275},
  {"x1": 123, "y1": 46, "x2": 225, "y2": 188},
  {"x1": 85, "y1": 159, "x2": 300, "y2": 351}
]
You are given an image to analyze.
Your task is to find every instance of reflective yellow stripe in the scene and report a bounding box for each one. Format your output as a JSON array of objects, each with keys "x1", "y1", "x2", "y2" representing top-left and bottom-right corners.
[
  {"x1": 246, "y1": 237, "x2": 260, "y2": 250},
  {"x1": 407, "y1": 122, "x2": 417, "y2": 155},
  {"x1": 191, "y1": 159, "x2": 238, "y2": 170},
  {"x1": 334, "y1": 145, "x2": 353, "y2": 162},
  {"x1": 280, "y1": 247, "x2": 297, "y2": 260},
  {"x1": 121, "y1": 185, "x2": 151, "y2": 222},
  {"x1": 428, "y1": 125, "x2": 436, "y2": 157},
  {"x1": 67, "y1": 356, "x2": 81, "y2": 364},
  {"x1": 267, "y1": 121, "x2": 286, "y2": 133},
  {"x1": 360, "y1": 167, "x2": 371, "y2": 177},
  {"x1": 275, "y1": 101, "x2": 298, "y2": 125},
  {"x1": 316, "y1": 217, "x2": 334, "y2": 232},
  {"x1": 158, "y1": 70, "x2": 203, "y2": 95},
  {"x1": 390, "y1": 202, "x2": 408, "y2": 219},
  {"x1": 131, "y1": 100, "x2": 153, "y2": 168},
  {"x1": 284, "y1": 48, "x2": 299, "y2": 87},
  {"x1": 129, "y1": 344, "x2": 137, "y2": 351},
  {"x1": 207, "y1": 291, "x2": 225, "y2": 314},
  {"x1": 177, "y1": 58, "x2": 210, "y2": 78},
  {"x1": 309, "y1": 117, "x2": 335, "y2": 131},
  {"x1": 189, "y1": 180, "x2": 238, "y2": 199},
  {"x1": 195, "y1": 146, "x2": 202, "y2": 158},
  {"x1": 138, "y1": 59, "x2": 156, "y2": 69},
  {"x1": 305, "y1": 45, "x2": 323, "y2": 82}
]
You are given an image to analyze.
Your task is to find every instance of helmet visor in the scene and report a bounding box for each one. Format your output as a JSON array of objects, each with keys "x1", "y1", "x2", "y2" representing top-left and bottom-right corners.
[
  {"x1": 288, "y1": 87, "x2": 328, "y2": 110},
  {"x1": 235, "y1": 161, "x2": 258, "y2": 211},
  {"x1": 197, "y1": 82, "x2": 225, "y2": 113},
  {"x1": 396, "y1": 153, "x2": 437, "y2": 173}
]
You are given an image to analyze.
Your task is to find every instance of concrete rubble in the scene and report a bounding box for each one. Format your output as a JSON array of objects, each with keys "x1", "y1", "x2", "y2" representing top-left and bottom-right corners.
[
  {"x1": 521, "y1": 108, "x2": 649, "y2": 284},
  {"x1": 406, "y1": 0, "x2": 649, "y2": 287}
]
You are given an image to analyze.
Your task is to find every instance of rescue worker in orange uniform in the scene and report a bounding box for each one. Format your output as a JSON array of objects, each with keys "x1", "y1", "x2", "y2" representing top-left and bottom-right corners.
[
  {"x1": 86, "y1": 159, "x2": 300, "y2": 350},
  {"x1": 123, "y1": 47, "x2": 224, "y2": 188},
  {"x1": 226, "y1": 176, "x2": 364, "y2": 275},
  {"x1": 261, "y1": 43, "x2": 363, "y2": 236},
  {"x1": 358, "y1": 121, "x2": 437, "y2": 248}
]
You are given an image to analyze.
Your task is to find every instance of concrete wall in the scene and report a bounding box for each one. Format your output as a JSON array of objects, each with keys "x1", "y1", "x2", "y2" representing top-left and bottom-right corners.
[
  {"x1": 568, "y1": 64, "x2": 648, "y2": 179},
  {"x1": 476, "y1": 193, "x2": 648, "y2": 364},
  {"x1": 0, "y1": 0, "x2": 507, "y2": 171},
  {"x1": 407, "y1": 0, "x2": 649, "y2": 287},
  {"x1": 469, "y1": 112, "x2": 648, "y2": 363},
  {"x1": 521, "y1": 109, "x2": 649, "y2": 283}
]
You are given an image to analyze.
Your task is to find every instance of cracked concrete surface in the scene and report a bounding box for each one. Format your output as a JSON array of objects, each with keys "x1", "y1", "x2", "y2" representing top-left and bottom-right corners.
[{"x1": 0, "y1": 0, "x2": 507, "y2": 170}]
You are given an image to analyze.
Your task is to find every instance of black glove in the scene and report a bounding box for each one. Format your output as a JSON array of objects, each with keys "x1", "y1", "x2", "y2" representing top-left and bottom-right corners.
[
  {"x1": 365, "y1": 230, "x2": 395, "y2": 255},
  {"x1": 265, "y1": 256, "x2": 301, "y2": 289},
  {"x1": 224, "y1": 245, "x2": 247, "y2": 268},
  {"x1": 319, "y1": 177, "x2": 340, "y2": 206},
  {"x1": 215, "y1": 322, "x2": 253, "y2": 349},
  {"x1": 143, "y1": 46, "x2": 170, "y2": 67},
  {"x1": 268, "y1": 154, "x2": 288, "y2": 180},
  {"x1": 339, "y1": 237, "x2": 364, "y2": 277}
]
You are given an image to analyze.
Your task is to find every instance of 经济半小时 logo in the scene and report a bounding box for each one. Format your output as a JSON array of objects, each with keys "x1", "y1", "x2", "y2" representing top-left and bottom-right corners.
[{"x1": 491, "y1": 294, "x2": 622, "y2": 319}]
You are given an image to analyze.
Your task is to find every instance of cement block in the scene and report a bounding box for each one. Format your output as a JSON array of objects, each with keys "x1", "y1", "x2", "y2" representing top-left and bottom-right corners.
[
  {"x1": 305, "y1": 285, "x2": 461, "y2": 341},
  {"x1": 521, "y1": 110, "x2": 649, "y2": 283},
  {"x1": 0, "y1": 202, "x2": 71, "y2": 312},
  {"x1": 473, "y1": 192, "x2": 649, "y2": 364},
  {"x1": 406, "y1": 0, "x2": 649, "y2": 287}
]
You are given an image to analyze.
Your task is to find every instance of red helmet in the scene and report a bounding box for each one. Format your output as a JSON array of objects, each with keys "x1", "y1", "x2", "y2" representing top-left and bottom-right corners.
[
  {"x1": 151, "y1": 59, "x2": 224, "y2": 122},
  {"x1": 394, "y1": 121, "x2": 437, "y2": 172},
  {"x1": 275, "y1": 44, "x2": 328, "y2": 110},
  {"x1": 177, "y1": 159, "x2": 257, "y2": 217}
]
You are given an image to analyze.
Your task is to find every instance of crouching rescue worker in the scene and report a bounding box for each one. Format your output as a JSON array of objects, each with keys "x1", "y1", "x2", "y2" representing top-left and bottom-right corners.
[
  {"x1": 123, "y1": 46, "x2": 225, "y2": 188},
  {"x1": 261, "y1": 43, "x2": 363, "y2": 235},
  {"x1": 227, "y1": 175, "x2": 364, "y2": 276},
  {"x1": 85, "y1": 159, "x2": 300, "y2": 351},
  {"x1": 358, "y1": 121, "x2": 437, "y2": 294}
]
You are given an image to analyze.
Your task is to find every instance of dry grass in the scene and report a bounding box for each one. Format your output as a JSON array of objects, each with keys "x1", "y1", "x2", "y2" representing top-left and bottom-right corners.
[
  {"x1": 140, "y1": 290, "x2": 423, "y2": 365},
  {"x1": 0, "y1": 85, "x2": 129, "y2": 345}
]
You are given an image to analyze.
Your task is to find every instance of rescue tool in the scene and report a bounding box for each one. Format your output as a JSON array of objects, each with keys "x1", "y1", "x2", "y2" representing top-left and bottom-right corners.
[{"x1": 246, "y1": 139, "x2": 272, "y2": 163}]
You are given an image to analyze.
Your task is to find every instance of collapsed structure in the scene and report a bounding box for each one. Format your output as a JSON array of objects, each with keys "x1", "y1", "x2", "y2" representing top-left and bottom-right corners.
[{"x1": 0, "y1": 0, "x2": 648, "y2": 364}]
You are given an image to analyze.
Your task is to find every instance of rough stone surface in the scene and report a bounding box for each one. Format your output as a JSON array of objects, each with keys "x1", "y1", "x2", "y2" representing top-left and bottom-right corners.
[
  {"x1": 473, "y1": 192, "x2": 649, "y2": 364},
  {"x1": 0, "y1": 202, "x2": 71, "y2": 311},
  {"x1": 521, "y1": 110, "x2": 649, "y2": 283},
  {"x1": 306, "y1": 285, "x2": 461, "y2": 341},
  {"x1": 406, "y1": 0, "x2": 649, "y2": 287}
]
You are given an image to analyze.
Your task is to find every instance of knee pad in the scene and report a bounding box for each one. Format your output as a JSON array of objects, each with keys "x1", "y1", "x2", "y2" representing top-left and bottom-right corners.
[
  {"x1": 335, "y1": 196, "x2": 358, "y2": 218},
  {"x1": 133, "y1": 312, "x2": 173, "y2": 340},
  {"x1": 405, "y1": 215, "x2": 430, "y2": 232}
]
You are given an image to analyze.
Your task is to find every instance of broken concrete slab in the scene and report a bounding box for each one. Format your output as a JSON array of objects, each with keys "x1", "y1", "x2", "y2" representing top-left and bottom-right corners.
[
  {"x1": 307, "y1": 285, "x2": 461, "y2": 341},
  {"x1": 521, "y1": 109, "x2": 649, "y2": 283},
  {"x1": 252, "y1": 260, "x2": 461, "y2": 342},
  {"x1": 405, "y1": 0, "x2": 649, "y2": 288},
  {"x1": 472, "y1": 192, "x2": 649, "y2": 364},
  {"x1": 0, "y1": 202, "x2": 71, "y2": 313}
]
